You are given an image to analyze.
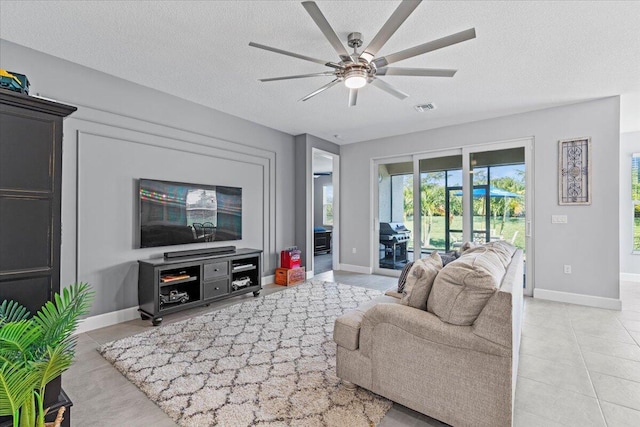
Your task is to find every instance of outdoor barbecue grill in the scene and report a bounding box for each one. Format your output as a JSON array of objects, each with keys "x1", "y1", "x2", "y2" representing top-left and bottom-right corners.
[{"x1": 379, "y1": 222, "x2": 410, "y2": 269}]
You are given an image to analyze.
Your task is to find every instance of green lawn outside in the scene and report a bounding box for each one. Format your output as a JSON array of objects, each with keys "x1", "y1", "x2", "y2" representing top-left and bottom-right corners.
[
  {"x1": 402, "y1": 216, "x2": 526, "y2": 253},
  {"x1": 635, "y1": 217, "x2": 640, "y2": 251}
]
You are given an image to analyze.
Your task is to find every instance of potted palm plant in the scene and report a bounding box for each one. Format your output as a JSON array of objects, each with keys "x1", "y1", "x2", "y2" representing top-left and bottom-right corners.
[{"x1": 0, "y1": 283, "x2": 93, "y2": 427}]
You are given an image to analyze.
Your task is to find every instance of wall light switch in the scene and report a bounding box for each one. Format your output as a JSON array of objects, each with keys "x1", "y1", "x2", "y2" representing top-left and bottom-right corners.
[
  {"x1": 552, "y1": 215, "x2": 568, "y2": 224},
  {"x1": 564, "y1": 265, "x2": 572, "y2": 274},
  {"x1": 352, "y1": 248, "x2": 357, "y2": 254}
]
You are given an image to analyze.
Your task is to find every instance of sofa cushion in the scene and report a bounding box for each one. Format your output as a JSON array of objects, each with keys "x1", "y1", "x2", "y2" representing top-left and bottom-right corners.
[
  {"x1": 427, "y1": 245, "x2": 507, "y2": 325},
  {"x1": 400, "y1": 251, "x2": 442, "y2": 311},
  {"x1": 384, "y1": 287, "x2": 402, "y2": 299},
  {"x1": 476, "y1": 240, "x2": 516, "y2": 267},
  {"x1": 397, "y1": 261, "x2": 414, "y2": 293}
]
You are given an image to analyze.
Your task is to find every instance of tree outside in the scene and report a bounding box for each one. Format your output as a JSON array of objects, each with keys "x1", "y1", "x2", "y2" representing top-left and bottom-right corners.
[{"x1": 401, "y1": 165, "x2": 526, "y2": 251}]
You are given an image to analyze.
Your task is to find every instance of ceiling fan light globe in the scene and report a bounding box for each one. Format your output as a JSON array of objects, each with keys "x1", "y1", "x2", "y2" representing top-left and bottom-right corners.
[{"x1": 345, "y1": 75, "x2": 367, "y2": 89}]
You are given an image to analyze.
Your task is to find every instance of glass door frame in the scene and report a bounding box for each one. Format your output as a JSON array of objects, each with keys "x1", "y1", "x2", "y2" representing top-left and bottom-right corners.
[
  {"x1": 372, "y1": 149, "x2": 462, "y2": 276},
  {"x1": 445, "y1": 186, "x2": 463, "y2": 251},
  {"x1": 462, "y1": 138, "x2": 534, "y2": 296},
  {"x1": 412, "y1": 149, "x2": 464, "y2": 262},
  {"x1": 372, "y1": 155, "x2": 414, "y2": 276}
]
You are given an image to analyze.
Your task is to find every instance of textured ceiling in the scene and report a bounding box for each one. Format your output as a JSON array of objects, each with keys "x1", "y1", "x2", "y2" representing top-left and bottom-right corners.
[{"x1": 1, "y1": 1, "x2": 638, "y2": 144}]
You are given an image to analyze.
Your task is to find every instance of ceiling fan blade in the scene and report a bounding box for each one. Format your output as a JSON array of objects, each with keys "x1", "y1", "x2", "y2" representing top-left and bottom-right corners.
[
  {"x1": 300, "y1": 78, "x2": 342, "y2": 102},
  {"x1": 249, "y1": 42, "x2": 342, "y2": 68},
  {"x1": 259, "y1": 72, "x2": 336, "y2": 82},
  {"x1": 301, "y1": 1, "x2": 353, "y2": 63},
  {"x1": 370, "y1": 77, "x2": 409, "y2": 100},
  {"x1": 348, "y1": 88, "x2": 358, "y2": 107},
  {"x1": 372, "y1": 28, "x2": 476, "y2": 68},
  {"x1": 360, "y1": 0, "x2": 422, "y2": 63},
  {"x1": 376, "y1": 67, "x2": 457, "y2": 77}
]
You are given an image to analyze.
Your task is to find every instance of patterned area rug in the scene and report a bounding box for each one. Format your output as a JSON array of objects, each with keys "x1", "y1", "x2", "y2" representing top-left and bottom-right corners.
[{"x1": 98, "y1": 281, "x2": 392, "y2": 426}]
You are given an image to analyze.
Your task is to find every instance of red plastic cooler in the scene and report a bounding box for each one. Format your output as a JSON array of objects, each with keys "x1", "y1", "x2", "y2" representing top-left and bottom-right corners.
[{"x1": 280, "y1": 247, "x2": 301, "y2": 269}]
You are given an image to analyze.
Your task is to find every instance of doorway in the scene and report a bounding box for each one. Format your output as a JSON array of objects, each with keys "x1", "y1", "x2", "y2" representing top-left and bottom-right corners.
[{"x1": 312, "y1": 149, "x2": 339, "y2": 275}]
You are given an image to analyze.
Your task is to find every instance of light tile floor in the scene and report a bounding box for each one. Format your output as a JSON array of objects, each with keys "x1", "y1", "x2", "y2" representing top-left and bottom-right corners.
[{"x1": 65, "y1": 273, "x2": 640, "y2": 426}]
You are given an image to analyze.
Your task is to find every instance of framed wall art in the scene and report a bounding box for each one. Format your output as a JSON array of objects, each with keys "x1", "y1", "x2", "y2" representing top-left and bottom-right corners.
[{"x1": 559, "y1": 137, "x2": 591, "y2": 205}]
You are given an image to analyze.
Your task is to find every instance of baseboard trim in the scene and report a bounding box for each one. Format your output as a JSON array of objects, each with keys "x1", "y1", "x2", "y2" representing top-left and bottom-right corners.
[
  {"x1": 534, "y1": 288, "x2": 622, "y2": 310},
  {"x1": 75, "y1": 306, "x2": 140, "y2": 335},
  {"x1": 262, "y1": 274, "x2": 275, "y2": 285},
  {"x1": 339, "y1": 264, "x2": 373, "y2": 274},
  {"x1": 621, "y1": 273, "x2": 640, "y2": 283},
  {"x1": 306, "y1": 271, "x2": 314, "y2": 280}
]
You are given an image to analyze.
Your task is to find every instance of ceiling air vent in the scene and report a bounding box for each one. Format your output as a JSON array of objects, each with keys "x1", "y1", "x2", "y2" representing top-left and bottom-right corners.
[{"x1": 414, "y1": 103, "x2": 436, "y2": 112}]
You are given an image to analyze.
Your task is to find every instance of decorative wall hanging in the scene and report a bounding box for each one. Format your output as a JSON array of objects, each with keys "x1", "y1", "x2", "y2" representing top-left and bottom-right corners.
[{"x1": 559, "y1": 137, "x2": 591, "y2": 205}]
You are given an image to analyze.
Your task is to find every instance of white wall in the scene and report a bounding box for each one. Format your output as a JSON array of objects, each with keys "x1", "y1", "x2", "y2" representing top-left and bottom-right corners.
[
  {"x1": 621, "y1": 132, "x2": 640, "y2": 276},
  {"x1": 341, "y1": 97, "x2": 621, "y2": 301},
  {"x1": 1, "y1": 39, "x2": 296, "y2": 316},
  {"x1": 378, "y1": 165, "x2": 391, "y2": 223}
]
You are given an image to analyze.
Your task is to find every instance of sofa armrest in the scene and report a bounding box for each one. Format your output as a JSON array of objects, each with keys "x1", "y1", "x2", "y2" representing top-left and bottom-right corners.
[
  {"x1": 473, "y1": 249, "x2": 523, "y2": 350},
  {"x1": 473, "y1": 290, "x2": 512, "y2": 348},
  {"x1": 360, "y1": 303, "x2": 511, "y2": 358},
  {"x1": 334, "y1": 295, "x2": 401, "y2": 351},
  {"x1": 334, "y1": 309, "x2": 365, "y2": 350}
]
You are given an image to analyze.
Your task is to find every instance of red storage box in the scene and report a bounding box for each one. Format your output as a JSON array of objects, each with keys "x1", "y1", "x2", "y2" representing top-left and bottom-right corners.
[{"x1": 281, "y1": 247, "x2": 301, "y2": 269}]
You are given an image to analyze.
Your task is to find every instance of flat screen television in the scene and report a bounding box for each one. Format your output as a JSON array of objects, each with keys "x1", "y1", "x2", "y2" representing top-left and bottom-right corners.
[{"x1": 138, "y1": 178, "x2": 242, "y2": 248}]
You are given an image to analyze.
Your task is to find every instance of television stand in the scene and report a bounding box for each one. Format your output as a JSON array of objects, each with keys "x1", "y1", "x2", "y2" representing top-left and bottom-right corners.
[{"x1": 137, "y1": 248, "x2": 262, "y2": 326}]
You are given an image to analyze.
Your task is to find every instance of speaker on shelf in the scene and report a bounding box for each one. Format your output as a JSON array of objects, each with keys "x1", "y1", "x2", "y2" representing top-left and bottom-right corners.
[{"x1": 164, "y1": 246, "x2": 236, "y2": 259}]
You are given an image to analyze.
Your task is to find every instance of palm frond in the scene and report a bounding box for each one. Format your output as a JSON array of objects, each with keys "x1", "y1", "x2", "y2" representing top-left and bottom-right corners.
[
  {"x1": 0, "y1": 300, "x2": 30, "y2": 326},
  {"x1": 19, "y1": 393, "x2": 35, "y2": 427},
  {"x1": 0, "y1": 320, "x2": 40, "y2": 358},
  {"x1": 32, "y1": 283, "x2": 93, "y2": 347},
  {"x1": 33, "y1": 345, "x2": 74, "y2": 393},
  {"x1": 0, "y1": 361, "x2": 39, "y2": 417}
]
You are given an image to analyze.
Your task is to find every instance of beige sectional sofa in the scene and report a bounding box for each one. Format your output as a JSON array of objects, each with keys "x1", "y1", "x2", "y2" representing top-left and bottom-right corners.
[{"x1": 333, "y1": 242, "x2": 524, "y2": 427}]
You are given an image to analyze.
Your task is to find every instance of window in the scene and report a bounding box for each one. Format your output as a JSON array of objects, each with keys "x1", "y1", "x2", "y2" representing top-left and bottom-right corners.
[
  {"x1": 633, "y1": 153, "x2": 640, "y2": 252},
  {"x1": 323, "y1": 184, "x2": 333, "y2": 225}
]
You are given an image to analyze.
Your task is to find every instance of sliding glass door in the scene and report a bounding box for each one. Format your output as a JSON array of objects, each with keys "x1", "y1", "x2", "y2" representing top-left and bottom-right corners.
[
  {"x1": 374, "y1": 140, "x2": 533, "y2": 295},
  {"x1": 469, "y1": 148, "x2": 526, "y2": 249},
  {"x1": 465, "y1": 143, "x2": 533, "y2": 295}
]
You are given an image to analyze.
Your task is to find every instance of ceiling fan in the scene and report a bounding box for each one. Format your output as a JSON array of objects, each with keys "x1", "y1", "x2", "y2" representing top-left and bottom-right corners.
[{"x1": 249, "y1": 0, "x2": 476, "y2": 107}]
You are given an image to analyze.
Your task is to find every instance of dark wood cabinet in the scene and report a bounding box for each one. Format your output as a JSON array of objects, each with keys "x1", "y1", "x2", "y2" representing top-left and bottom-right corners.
[
  {"x1": 138, "y1": 248, "x2": 262, "y2": 325},
  {"x1": 0, "y1": 90, "x2": 76, "y2": 311},
  {"x1": 314, "y1": 230, "x2": 332, "y2": 254},
  {"x1": 0, "y1": 90, "x2": 76, "y2": 426}
]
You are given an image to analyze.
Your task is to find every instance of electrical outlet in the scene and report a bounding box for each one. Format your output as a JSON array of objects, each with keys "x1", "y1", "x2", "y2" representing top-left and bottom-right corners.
[
  {"x1": 352, "y1": 247, "x2": 357, "y2": 254},
  {"x1": 564, "y1": 265, "x2": 572, "y2": 274}
]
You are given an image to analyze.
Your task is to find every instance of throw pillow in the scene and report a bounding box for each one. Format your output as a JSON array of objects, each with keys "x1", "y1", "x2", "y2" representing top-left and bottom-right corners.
[
  {"x1": 427, "y1": 246, "x2": 506, "y2": 325},
  {"x1": 458, "y1": 241, "x2": 476, "y2": 255},
  {"x1": 397, "y1": 261, "x2": 415, "y2": 293},
  {"x1": 400, "y1": 251, "x2": 443, "y2": 311},
  {"x1": 440, "y1": 253, "x2": 457, "y2": 266}
]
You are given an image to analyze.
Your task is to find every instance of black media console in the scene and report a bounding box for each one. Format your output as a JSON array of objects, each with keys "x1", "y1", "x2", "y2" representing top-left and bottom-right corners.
[{"x1": 138, "y1": 248, "x2": 262, "y2": 325}]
